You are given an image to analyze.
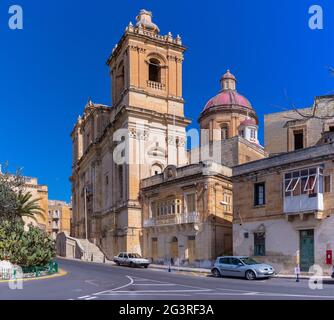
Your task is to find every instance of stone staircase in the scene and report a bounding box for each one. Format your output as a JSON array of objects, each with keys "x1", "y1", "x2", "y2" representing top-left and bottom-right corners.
[{"x1": 76, "y1": 239, "x2": 107, "y2": 263}]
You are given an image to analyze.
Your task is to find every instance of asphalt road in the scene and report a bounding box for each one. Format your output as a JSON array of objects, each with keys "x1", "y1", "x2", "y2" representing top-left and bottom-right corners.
[{"x1": 1, "y1": 258, "x2": 334, "y2": 300}]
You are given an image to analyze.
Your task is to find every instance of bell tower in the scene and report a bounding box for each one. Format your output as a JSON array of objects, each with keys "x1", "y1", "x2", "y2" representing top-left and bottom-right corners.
[{"x1": 107, "y1": 9, "x2": 186, "y2": 117}]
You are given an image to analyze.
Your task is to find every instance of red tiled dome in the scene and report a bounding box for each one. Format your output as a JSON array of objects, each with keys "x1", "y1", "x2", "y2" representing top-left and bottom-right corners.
[
  {"x1": 202, "y1": 70, "x2": 253, "y2": 113},
  {"x1": 240, "y1": 117, "x2": 257, "y2": 126},
  {"x1": 203, "y1": 90, "x2": 253, "y2": 113}
]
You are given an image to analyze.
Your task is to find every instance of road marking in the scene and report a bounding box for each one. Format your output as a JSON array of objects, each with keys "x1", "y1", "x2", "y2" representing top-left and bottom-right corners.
[
  {"x1": 90, "y1": 275, "x2": 213, "y2": 298},
  {"x1": 85, "y1": 296, "x2": 97, "y2": 300},
  {"x1": 132, "y1": 284, "x2": 177, "y2": 286},
  {"x1": 85, "y1": 280, "x2": 100, "y2": 287},
  {"x1": 93, "y1": 275, "x2": 134, "y2": 296},
  {"x1": 78, "y1": 295, "x2": 91, "y2": 299}
]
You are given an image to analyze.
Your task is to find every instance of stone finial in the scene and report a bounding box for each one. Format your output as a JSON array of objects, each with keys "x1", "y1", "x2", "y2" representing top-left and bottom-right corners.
[
  {"x1": 88, "y1": 98, "x2": 94, "y2": 107},
  {"x1": 176, "y1": 34, "x2": 182, "y2": 45},
  {"x1": 135, "y1": 9, "x2": 160, "y2": 33}
]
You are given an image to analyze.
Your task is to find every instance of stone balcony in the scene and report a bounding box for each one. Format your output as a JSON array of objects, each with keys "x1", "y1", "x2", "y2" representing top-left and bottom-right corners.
[
  {"x1": 147, "y1": 80, "x2": 165, "y2": 91},
  {"x1": 144, "y1": 212, "x2": 200, "y2": 228}
]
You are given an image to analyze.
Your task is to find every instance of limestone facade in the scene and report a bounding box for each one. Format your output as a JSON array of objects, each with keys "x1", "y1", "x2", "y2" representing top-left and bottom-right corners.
[
  {"x1": 140, "y1": 162, "x2": 233, "y2": 267},
  {"x1": 265, "y1": 95, "x2": 334, "y2": 155},
  {"x1": 233, "y1": 138, "x2": 334, "y2": 274},
  {"x1": 70, "y1": 10, "x2": 265, "y2": 263},
  {"x1": 48, "y1": 200, "x2": 72, "y2": 240},
  {"x1": 22, "y1": 177, "x2": 49, "y2": 232},
  {"x1": 71, "y1": 10, "x2": 190, "y2": 258}
]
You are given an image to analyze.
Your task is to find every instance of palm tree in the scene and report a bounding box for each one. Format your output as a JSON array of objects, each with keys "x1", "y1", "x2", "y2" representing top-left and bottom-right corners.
[{"x1": 15, "y1": 191, "x2": 45, "y2": 222}]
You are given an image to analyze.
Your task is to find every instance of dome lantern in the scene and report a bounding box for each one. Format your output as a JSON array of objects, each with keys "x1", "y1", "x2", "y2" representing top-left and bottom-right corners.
[{"x1": 220, "y1": 70, "x2": 236, "y2": 91}]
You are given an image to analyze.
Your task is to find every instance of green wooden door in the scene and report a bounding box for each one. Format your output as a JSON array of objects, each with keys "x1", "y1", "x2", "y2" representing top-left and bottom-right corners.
[{"x1": 300, "y1": 230, "x2": 314, "y2": 272}]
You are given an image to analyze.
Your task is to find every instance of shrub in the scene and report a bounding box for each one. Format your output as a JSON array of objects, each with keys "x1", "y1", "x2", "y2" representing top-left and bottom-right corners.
[{"x1": 0, "y1": 219, "x2": 56, "y2": 267}]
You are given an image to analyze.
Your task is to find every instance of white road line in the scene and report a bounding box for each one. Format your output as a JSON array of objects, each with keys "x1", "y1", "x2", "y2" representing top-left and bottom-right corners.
[
  {"x1": 94, "y1": 293, "x2": 191, "y2": 296},
  {"x1": 85, "y1": 296, "x2": 97, "y2": 300},
  {"x1": 93, "y1": 276, "x2": 134, "y2": 296},
  {"x1": 108, "y1": 289, "x2": 212, "y2": 293},
  {"x1": 132, "y1": 284, "x2": 177, "y2": 286},
  {"x1": 78, "y1": 295, "x2": 91, "y2": 299}
]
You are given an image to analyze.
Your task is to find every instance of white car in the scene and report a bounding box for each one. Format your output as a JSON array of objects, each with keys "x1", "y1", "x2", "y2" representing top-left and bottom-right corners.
[{"x1": 113, "y1": 252, "x2": 150, "y2": 268}]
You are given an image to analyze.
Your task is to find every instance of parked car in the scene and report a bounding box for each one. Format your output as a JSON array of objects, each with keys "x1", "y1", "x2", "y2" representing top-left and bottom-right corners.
[
  {"x1": 211, "y1": 256, "x2": 276, "y2": 280},
  {"x1": 113, "y1": 252, "x2": 150, "y2": 268}
]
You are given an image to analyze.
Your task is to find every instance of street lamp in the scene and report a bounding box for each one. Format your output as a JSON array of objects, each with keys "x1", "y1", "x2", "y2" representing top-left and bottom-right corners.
[
  {"x1": 84, "y1": 185, "x2": 92, "y2": 240},
  {"x1": 84, "y1": 186, "x2": 88, "y2": 240}
]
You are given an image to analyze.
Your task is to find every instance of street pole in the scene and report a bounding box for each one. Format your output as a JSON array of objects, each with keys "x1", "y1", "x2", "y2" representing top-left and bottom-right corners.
[{"x1": 84, "y1": 186, "x2": 88, "y2": 241}]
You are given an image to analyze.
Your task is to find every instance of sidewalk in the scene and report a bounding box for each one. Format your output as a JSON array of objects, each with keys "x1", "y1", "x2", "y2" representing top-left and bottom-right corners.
[
  {"x1": 58, "y1": 257, "x2": 334, "y2": 280},
  {"x1": 149, "y1": 263, "x2": 333, "y2": 280},
  {"x1": 149, "y1": 263, "x2": 211, "y2": 275}
]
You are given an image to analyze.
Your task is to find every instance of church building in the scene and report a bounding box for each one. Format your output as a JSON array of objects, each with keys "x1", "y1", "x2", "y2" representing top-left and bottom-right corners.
[{"x1": 70, "y1": 10, "x2": 265, "y2": 265}]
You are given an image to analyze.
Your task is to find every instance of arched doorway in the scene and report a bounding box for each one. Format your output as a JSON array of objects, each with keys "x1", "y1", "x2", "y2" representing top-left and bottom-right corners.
[{"x1": 170, "y1": 237, "x2": 179, "y2": 264}]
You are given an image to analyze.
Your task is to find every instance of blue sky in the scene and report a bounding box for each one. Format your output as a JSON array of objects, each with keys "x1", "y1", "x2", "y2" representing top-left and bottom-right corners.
[{"x1": 0, "y1": 0, "x2": 333, "y2": 201}]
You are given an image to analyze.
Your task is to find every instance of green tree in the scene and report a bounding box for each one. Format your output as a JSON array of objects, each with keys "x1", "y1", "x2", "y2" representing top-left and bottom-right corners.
[
  {"x1": 0, "y1": 163, "x2": 25, "y2": 221},
  {"x1": 15, "y1": 191, "x2": 45, "y2": 222}
]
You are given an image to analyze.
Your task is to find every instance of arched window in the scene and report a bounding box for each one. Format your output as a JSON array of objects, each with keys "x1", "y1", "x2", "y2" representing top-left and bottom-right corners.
[
  {"x1": 151, "y1": 163, "x2": 163, "y2": 176},
  {"x1": 221, "y1": 125, "x2": 229, "y2": 140},
  {"x1": 149, "y1": 58, "x2": 161, "y2": 83}
]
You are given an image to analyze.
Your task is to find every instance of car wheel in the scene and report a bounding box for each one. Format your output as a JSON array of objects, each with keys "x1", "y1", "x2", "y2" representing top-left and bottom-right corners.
[
  {"x1": 144, "y1": 265, "x2": 148, "y2": 269},
  {"x1": 212, "y1": 268, "x2": 221, "y2": 278},
  {"x1": 116, "y1": 262, "x2": 120, "y2": 266},
  {"x1": 245, "y1": 270, "x2": 256, "y2": 281},
  {"x1": 130, "y1": 262, "x2": 135, "y2": 268}
]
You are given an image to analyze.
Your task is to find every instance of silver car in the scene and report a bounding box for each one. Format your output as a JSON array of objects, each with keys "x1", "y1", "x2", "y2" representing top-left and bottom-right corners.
[{"x1": 211, "y1": 256, "x2": 276, "y2": 280}]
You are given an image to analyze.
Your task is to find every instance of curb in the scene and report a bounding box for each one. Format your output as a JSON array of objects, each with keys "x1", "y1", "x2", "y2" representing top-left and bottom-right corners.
[
  {"x1": 275, "y1": 274, "x2": 332, "y2": 280},
  {"x1": 149, "y1": 265, "x2": 211, "y2": 275},
  {"x1": 0, "y1": 268, "x2": 68, "y2": 283}
]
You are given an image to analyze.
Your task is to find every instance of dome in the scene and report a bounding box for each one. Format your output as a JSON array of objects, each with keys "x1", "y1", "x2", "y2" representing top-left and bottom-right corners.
[
  {"x1": 240, "y1": 117, "x2": 257, "y2": 127},
  {"x1": 202, "y1": 70, "x2": 253, "y2": 113}
]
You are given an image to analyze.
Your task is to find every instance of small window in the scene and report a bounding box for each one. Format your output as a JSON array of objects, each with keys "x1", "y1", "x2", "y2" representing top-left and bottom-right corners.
[
  {"x1": 294, "y1": 130, "x2": 304, "y2": 150},
  {"x1": 254, "y1": 233, "x2": 265, "y2": 256},
  {"x1": 221, "y1": 125, "x2": 229, "y2": 140},
  {"x1": 329, "y1": 126, "x2": 334, "y2": 132},
  {"x1": 149, "y1": 58, "x2": 161, "y2": 82},
  {"x1": 250, "y1": 129, "x2": 256, "y2": 140},
  {"x1": 254, "y1": 183, "x2": 265, "y2": 206}
]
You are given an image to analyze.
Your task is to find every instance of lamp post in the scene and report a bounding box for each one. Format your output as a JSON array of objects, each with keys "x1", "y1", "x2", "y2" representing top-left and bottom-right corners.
[{"x1": 84, "y1": 186, "x2": 88, "y2": 240}]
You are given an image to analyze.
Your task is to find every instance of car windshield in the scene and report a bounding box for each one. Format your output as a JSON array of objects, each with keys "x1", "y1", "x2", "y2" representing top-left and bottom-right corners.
[
  {"x1": 128, "y1": 253, "x2": 142, "y2": 258},
  {"x1": 240, "y1": 257, "x2": 260, "y2": 265}
]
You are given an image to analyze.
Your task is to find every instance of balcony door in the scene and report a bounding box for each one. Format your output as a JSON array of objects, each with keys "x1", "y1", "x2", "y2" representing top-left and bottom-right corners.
[{"x1": 300, "y1": 230, "x2": 314, "y2": 272}]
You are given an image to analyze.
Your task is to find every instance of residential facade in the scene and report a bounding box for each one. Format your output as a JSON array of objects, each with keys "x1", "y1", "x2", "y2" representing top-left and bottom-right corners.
[
  {"x1": 265, "y1": 95, "x2": 334, "y2": 155},
  {"x1": 48, "y1": 200, "x2": 72, "y2": 239},
  {"x1": 233, "y1": 115, "x2": 334, "y2": 274}
]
